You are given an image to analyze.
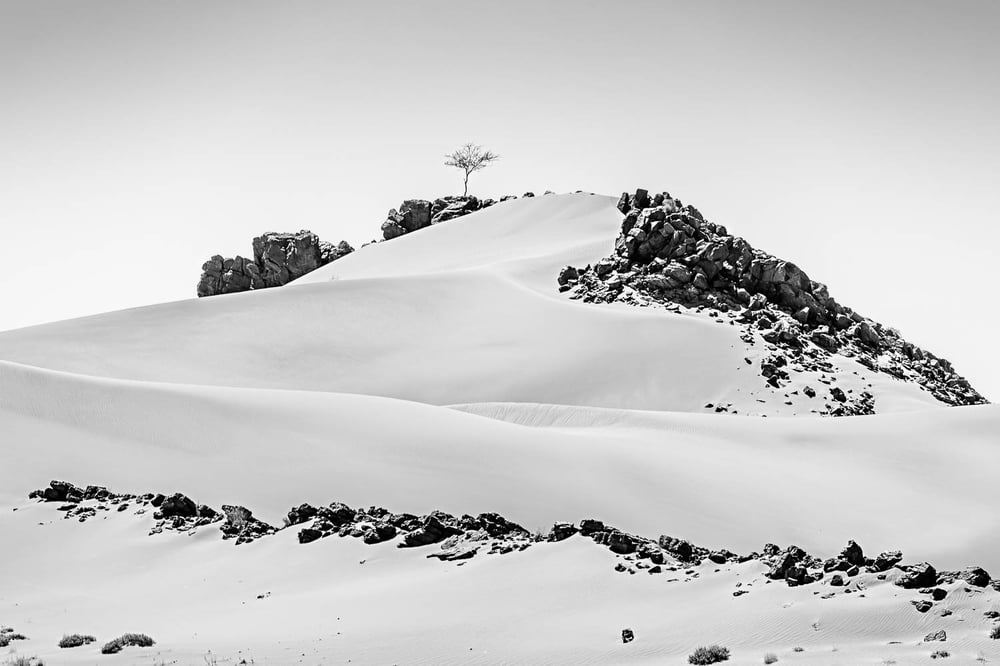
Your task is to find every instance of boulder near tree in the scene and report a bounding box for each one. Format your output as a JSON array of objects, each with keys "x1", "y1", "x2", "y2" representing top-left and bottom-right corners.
[{"x1": 444, "y1": 142, "x2": 500, "y2": 196}]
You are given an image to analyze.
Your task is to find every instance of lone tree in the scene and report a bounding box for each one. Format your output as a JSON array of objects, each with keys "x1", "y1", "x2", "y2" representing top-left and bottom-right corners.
[{"x1": 444, "y1": 142, "x2": 500, "y2": 196}]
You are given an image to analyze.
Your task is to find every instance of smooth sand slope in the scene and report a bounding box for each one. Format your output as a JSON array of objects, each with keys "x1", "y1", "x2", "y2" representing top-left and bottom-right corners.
[
  {"x1": 0, "y1": 194, "x2": 942, "y2": 414},
  {"x1": 2, "y1": 360, "x2": 997, "y2": 568}
]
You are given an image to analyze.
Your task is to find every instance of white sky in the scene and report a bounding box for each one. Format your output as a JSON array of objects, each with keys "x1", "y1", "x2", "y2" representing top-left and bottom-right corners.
[{"x1": 1, "y1": 0, "x2": 997, "y2": 399}]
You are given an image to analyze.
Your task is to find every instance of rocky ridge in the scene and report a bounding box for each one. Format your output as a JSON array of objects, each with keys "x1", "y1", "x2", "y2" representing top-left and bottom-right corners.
[
  {"x1": 28, "y1": 480, "x2": 1000, "y2": 614},
  {"x1": 197, "y1": 230, "x2": 353, "y2": 297},
  {"x1": 559, "y1": 188, "x2": 987, "y2": 411}
]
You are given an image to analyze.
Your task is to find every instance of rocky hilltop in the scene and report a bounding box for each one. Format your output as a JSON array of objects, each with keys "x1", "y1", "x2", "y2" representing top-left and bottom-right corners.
[
  {"x1": 197, "y1": 230, "x2": 353, "y2": 297},
  {"x1": 560, "y1": 188, "x2": 987, "y2": 409},
  {"x1": 379, "y1": 194, "x2": 521, "y2": 240}
]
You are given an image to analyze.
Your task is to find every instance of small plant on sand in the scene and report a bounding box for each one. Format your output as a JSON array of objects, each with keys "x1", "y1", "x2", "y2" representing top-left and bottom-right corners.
[
  {"x1": 991, "y1": 625, "x2": 1000, "y2": 640},
  {"x1": 58, "y1": 634, "x2": 96, "y2": 648},
  {"x1": 0, "y1": 631, "x2": 27, "y2": 648},
  {"x1": 689, "y1": 645, "x2": 731, "y2": 664},
  {"x1": 792, "y1": 647, "x2": 804, "y2": 652},
  {"x1": 931, "y1": 650, "x2": 951, "y2": 659},
  {"x1": 4, "y1": 657, "x2": 44, "y2": 666},
  {"x1": 100, "y1": 633, "x2": 155, "y2": 654},
  {"x1": 763, "y1": 653, "x2": 778, "y2": 664}
]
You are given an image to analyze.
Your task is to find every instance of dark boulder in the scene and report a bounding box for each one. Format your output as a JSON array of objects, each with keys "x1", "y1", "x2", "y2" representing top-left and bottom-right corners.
[
  {"x1": 398, "y1": 513, "x2": 460, "y2": 548},
  {"x1": 606, "y1": 530, "x2": 636, "y2": 555},
  {"x1": 871, "y1": 550, "x2": 903, "y2": 572},
  {"x1": 286, "y1": 503, "x2": 319, "y2": 526},
  {"x1": 42, "y1": 480, "x2": 83, "y2": 503},
  {"x1": 220, "y1": 504, "x2": 276, "y2": 544},
  {"x1": 318, "y1": 502, "x2": 356, "y2": 527},
  {"x1": 159, "y1": 493, "x2": 198, "y2": 518},
  {"x1": 548, "y1": 522, "x2": 578, "y2": 542},
  {"x1": 839, "y1": 540, "x2": 865, "y2": 567},
  {"x1": 637, "y1": 542, "x2": 665, "y2": 564},
  {"x1": 557, "y1": 265, "x2": 579, "y2": 287},
  {"x1": 361, "y1": 522, "x2": 397, "y2": 544},
  {"x1": 298, "y1": 528, "x2": 323, "y2": 544},
  {"x1": 473, "y1": 512, "x2": 528, "y2": 539},
  {"x1": 957, "y1": 566, "x2": 991, "y2": 588},
  {"x1": 659, "y1": 535, "x2": 696, "y2": 561},
  {"x1": 766, "y1": 546, "x2": 808, "y2": 580},
  {"x1": 617, "y1": 192, "x2": 631, "y2": 214},
  {"x1": 897, "y1": 562, "x2": 938, "y2": 589}
]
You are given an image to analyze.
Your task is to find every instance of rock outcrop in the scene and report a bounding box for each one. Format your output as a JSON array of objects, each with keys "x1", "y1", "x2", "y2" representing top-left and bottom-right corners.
[
  {"x1": 380, "y1": 195, "x2": 517, "y2": 240},
  {"x1": 25, "y1": 479, "x2": 1000, "y2": 616},
  {"x1": 197, "y1": 230, "x2": 353, "y2": 297},
  {"x1": 560, "y1": 188, "x2": 987, "y2": 409}
]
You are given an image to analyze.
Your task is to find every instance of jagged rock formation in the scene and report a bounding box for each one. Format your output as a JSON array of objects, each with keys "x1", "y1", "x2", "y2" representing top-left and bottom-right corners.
[
  {"x1": 197, "y1": 230, "x2": 353, "y2": 297},
  {"x1": 560, "y1": 188, "x2": 987, "y2": 409},
  {"x1": 380, "y1": 195, "x2": 518, "y2": 240}
]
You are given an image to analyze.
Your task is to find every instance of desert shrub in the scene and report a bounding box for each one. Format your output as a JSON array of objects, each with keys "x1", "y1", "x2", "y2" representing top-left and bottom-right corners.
[
  {"x1": 763, "y1": 653, "x2": 778, "y2": 664},
  {"x1": 5, "y1": 658, "x2": 44, "y2": 666},
  {"x1": 59, "y1": 633, "x2": 96, "y2": 648},
  {"x1": 689, "y1": 645, "x2": 731, "y2": 664},
  {"x1": 991, "y1": 625, "x2": 1000, "y2": 640},
  {"x1": 0, "y1": 632, "x2": 27, "y2": 648},
  {"x1": 931, "y1": 650, "x2": 951, "y2": 659},
  {"x1": 100, "y1": 633, "x2": 155, "y2": 654}
]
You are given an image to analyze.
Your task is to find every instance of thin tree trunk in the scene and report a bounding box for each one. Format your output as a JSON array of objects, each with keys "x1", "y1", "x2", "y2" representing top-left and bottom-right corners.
[{"x1": 463, "y1": 172, "x2": 469, "y2": 197}]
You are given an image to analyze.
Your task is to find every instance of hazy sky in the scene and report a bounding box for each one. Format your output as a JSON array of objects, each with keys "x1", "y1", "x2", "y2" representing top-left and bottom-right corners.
[{"x1": 2, "y1": 0, "x2": 998, "y2": 399}]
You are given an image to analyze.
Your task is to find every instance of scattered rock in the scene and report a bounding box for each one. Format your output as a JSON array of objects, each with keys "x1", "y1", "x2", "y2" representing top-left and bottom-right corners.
[{"x1": 923, "y1": 588, "x2": 948, "y2": 601}]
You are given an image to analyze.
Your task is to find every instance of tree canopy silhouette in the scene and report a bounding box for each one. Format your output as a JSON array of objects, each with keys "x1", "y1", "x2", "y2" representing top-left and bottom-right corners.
[{"x1": 444, "y1": 143, "x2": 500, "y2": 196}]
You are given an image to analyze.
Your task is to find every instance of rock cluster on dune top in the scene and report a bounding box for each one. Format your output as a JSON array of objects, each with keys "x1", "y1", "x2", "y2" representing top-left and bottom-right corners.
[
  {"x1": 195, "y1": 194, "x2": 532, "y2": 296},
  {"x1": 560, "y1": 188, "x2": 987, "y2": 409},
  {"x1": 197, "y1": 230, "x2": 354, "y2": 297},
  {"x1": 379, "y1": 193, "x2": 523, "y2": 240}
]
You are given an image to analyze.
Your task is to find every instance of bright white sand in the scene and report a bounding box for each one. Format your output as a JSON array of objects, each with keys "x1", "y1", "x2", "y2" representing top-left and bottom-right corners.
[{"x1": 1, "y1": 193, "x2": 996, "y2": 664}]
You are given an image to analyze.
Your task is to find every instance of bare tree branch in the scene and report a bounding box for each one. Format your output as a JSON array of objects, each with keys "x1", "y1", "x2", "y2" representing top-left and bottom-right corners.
[{"x1": 444, "y1": 143, "x2": 500, "y2": 195}]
